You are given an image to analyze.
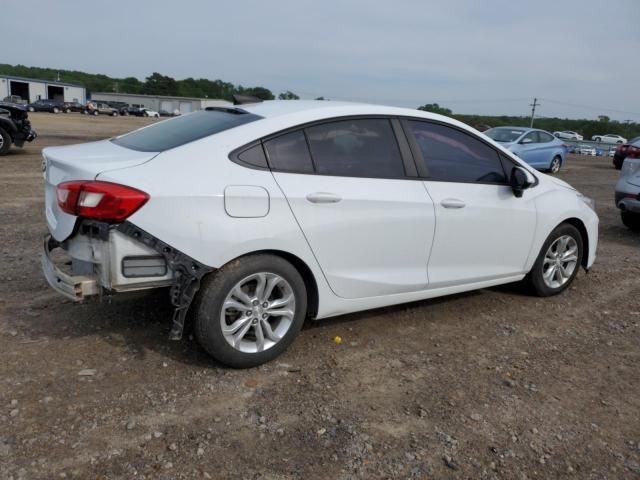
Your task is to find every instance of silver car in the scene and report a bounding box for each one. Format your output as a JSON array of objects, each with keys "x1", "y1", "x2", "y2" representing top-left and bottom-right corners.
[{"x1": 615, "y1": 159, "x2": 640, "y2": 231}]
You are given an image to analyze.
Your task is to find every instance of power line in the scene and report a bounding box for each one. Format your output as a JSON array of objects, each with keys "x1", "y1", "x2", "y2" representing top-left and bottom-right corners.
[{"x1": 540, "y1": 98, "x2": 640, "y2": 117}]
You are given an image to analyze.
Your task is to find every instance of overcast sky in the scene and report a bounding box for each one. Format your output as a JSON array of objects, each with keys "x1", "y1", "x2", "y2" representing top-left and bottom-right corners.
[{"x1": 2, "y1": 0, "x2": 639, "y2": 120}]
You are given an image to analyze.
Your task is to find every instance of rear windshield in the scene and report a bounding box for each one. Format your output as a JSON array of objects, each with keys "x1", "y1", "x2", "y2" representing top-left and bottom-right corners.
[
  {"x1": 484, "y1": 127, "x2": 525, "y2": 143},
  {"x1": 112, "y1": 109, "x2": 262, "y2": 152}
]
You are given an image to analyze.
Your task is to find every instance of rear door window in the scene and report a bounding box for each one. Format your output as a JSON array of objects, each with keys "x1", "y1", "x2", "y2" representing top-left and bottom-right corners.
[
  {"x1": 112, "y1": 109, "x2": 262, "y2": 152},
  {"x1": 305, "y1": 119, "x2": 405, "y2": 178}
]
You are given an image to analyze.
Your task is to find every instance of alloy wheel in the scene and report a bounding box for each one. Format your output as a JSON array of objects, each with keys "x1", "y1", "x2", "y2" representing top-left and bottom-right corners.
[
  {"x1": 550, "y1": 157, "x2": 561, "y2": 173},
  {"x1": 220, "y1": 272, "x2": 296, "y2": 353},
  {"x1": 542, "y1": 235, "x2": 578, "y2": 289}
]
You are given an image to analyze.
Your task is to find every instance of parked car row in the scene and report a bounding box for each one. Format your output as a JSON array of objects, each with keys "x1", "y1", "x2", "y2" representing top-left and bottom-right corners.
[{"x1": 24, "y1": 98, "x2": 164, "y2": 118}]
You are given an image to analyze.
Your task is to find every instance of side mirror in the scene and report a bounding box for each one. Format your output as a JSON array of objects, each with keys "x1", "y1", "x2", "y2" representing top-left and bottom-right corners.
[{"x1": 510, "y1": 166, "x2": 534, "y2": 198}]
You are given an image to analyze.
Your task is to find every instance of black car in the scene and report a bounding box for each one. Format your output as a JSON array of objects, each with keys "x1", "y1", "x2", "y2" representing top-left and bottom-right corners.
[
  {"x1": 120, "y1": 106, "x2": 146, "y2": 116},
  {"x1": 613, "y1": 136, "x2": 640, "y2": 170},
  {"x1": 62, "y1": 101, "x2": 84, "y2": 113},
  {"x1": 0, "y1": 102, "x2": 37, "y2": 155},
  {"x1": 27, "y1": 99, "x2": 64, "y2": 113}
]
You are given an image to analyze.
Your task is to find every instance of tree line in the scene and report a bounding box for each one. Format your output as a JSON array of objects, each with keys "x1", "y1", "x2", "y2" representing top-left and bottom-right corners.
[
  {"x1": 0, "y1": 64, "x2": 300, "y2": 102},
  {"x1": 2, "y1": 64, "x2": 637, "y2": 139},
  {"x1": 418, "y1": 103, "x2": 640, "y2": 141}
]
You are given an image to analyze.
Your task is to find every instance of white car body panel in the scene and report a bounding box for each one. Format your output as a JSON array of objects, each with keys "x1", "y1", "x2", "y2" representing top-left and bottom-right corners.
[
  {"x1": 423, "y1": 181, "x2": 537, "y2": 287},
  {"x1": 271, "y1": 172, "x2": 435, "y2": 298},
  {"x1": 42, "y1": 100, "x2": 599, "y2": 322},
  {"x1": 592, "y1": 134, "x2": 627, "y2": 144}
]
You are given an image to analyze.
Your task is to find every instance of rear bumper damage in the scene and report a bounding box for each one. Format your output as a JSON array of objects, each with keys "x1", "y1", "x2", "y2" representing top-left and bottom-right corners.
[
  {"x1": 41, "y1": 220, "x2": 214, "y2": 340},
  {"x1": 42, "y1": 236, "x2": 99, "y2": 301}
]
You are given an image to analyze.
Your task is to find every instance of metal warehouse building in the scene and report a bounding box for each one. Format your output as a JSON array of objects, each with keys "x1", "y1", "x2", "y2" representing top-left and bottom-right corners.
[
  {"x1": 91, "y1": 92, "x2": 231, "y2": 115},
  {"x1": 0, "y1": 75, "x2": 86, "y2": 103}
]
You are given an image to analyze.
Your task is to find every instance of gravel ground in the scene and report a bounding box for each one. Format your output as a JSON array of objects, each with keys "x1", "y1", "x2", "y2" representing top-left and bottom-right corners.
[{"x1": 1, "y1": 113, "x2": 639, "y2": 479}]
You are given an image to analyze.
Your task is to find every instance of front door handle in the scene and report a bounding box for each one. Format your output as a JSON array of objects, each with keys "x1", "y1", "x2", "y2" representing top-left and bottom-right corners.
[
  {"x1": 441, "y1": 198, "x2": 466, "y2": 209},
  {"x1": 306, "y1": 192, "x2": 342, "y2": 204}
]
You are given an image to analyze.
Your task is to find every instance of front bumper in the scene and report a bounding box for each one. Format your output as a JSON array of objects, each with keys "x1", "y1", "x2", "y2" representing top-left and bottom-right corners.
[{"x1": 42, "y1": 236, "x2": 99, "y2": 302}]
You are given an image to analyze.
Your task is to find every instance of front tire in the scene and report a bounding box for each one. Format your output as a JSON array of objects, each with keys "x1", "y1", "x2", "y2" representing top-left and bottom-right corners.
[
  {"x1": 0, "y1": 127, "x2": 11, "y2": 155},
  {"x1": 195, "y1": 255, "x2": 307, "y2": 368},
  {"x1": 527, "y1": 223, "x2": 583, "y2": 297},
  {"x1": 549, "y1": 156, "x2": 562, "y2": 174},
  {"x1": 621, "y1": 211, "x2": 640, "y2": 232},
  {"x1": 52, "y1": 107, "x2": 59, "y2": 114}
]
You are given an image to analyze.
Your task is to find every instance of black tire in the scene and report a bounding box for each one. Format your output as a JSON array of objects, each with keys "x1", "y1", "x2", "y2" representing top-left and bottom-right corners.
[
  {"x1": 595, "y1": 138, "x2": 601, "y2": 143},
  {"x1": 93, "y1": 110, "x2": 99, "y2": 116},
  {"x1": 621, "y1": 211, "x2": 640, "y2": 232},
  {"x1": 195, "y1": 254, "x2": 307, "y2": 368},
  {"x1": 549, "y1": 156, "x2": 562, "y2": 174},
  {"x1": 526, "y1": 223, "x2": 583, "y2": 297},
  {"x1": 0, "y1": 127, "x2": 11, "y2": 156},
  {"x1": 65, "y1": 108, "x2": 71, "y2": 113}
]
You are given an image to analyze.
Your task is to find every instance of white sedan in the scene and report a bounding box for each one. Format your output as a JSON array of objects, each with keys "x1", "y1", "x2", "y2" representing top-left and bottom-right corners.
[
  {"x1": 592, "y1": 134, "x2": 627, "y2": 144},
  {"x1": 553, "y1": 131, "x2": 583, "y2": 141},
  {"x1": 41, "y1": 101, "x2": 599, "y2": 367},
  {"x1": 141, "y1": 108, "x2": 160, "y2": 118}
]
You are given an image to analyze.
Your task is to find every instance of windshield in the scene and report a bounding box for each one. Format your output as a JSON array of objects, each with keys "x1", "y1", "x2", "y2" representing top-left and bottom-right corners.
[
  {"x1": 484, "y1": 127, "x2": 525, "y2": 143},
  {"x1": 112, "y1": 109, "x2": 263, "y2": 152}
]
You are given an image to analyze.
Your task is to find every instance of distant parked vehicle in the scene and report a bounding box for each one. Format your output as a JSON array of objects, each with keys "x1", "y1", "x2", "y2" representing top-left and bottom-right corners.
[
  {"x1": 575, "y1": 144, "x2": 597, "y2": 156},
  {"x1": 27, "y1": 99, "x2": 64, "y2": 113},
  {"x1": 612, "y1": 137, "x2": 640, "y2": 170},
  {"x1": 141, "y1": 108, "x2": 160, "y2": 118},
  {"x1": 3, "y1": 95, "x2": 27, "y2": 105},
  {"x1": 62, "y1": 102, "x2": 84, "y2": 113},
  {"x1": 120, "y1": 106, "x2": 144, "y2": 116},
  {"x1": 592, "y1": 134, "x2": 627, "y2": 144},
  {"x1": 484, "y1": 127, "x2": 566, "y2": 173},
  {"x1": 0, "y1": 102, "x2": 37, "y2": 155},
  {"x1": 615, "y1": 158, "x2": 640, "y2": 231},
  {"x1": 608, "y1": 147, "x2": 616, "y2": 157},
  {"x1": 83, "y1": 102, "x2": 119, "y2": 116},
  {"x1": 553, "y1": 131, "x2": 583, "y2": 141}
]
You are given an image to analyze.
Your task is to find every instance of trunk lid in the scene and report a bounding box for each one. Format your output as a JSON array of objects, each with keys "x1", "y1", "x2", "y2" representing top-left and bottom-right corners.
[{"x1": 43, "y1": 140, "x2": 158, "y2": 241}]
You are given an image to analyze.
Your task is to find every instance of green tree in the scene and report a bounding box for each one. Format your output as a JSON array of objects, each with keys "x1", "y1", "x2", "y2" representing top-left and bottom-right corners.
[
  {"x1": 143, "y1": 72, "x2": 178, "y2": 95},
  {"x1": 417, "y1": 103, "x2": 452, "y2": 115},
  {"x1": 237, "y1": 86, "x2": 275, "y2": 100},
  {"x1": 278, "y1": 91, "x2": 300, "y2": 100}
]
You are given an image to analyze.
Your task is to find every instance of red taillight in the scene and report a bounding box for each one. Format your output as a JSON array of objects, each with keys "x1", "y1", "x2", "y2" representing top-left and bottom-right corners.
[
  {"x1": 627, "y1": 146, "x2": 640, "y2": 159},
  {"x1": 56, "y1": 181, "x2": 149, "y2": 223}
]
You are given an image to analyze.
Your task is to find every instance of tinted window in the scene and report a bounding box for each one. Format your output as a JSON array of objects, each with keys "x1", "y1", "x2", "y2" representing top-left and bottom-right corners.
[
  {"x1": 112, "y1": 110, "x2": 262, "y2": 152},
  {"x1": 305, "y1": 119, "x2": 404, "y2": 178},
  {"x1": 264, "y1": 130, "x2": 314, "y2": 173},
  {"x1": 236, "y1": 143, "x2": 268, "y2": 168},
  {"x1": 408, "y1": 121, "x2": 507, "y2": 184},
  {"x1": 538, "y1": 131, "x2": 554, "y2": 143}
]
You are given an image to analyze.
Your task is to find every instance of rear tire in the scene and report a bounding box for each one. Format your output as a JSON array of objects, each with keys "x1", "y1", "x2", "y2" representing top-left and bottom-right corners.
[
  {"x1": 93, "y1": 110, "x2": 99, "y2": 116},
  {"x1": 621, "y1": 211, "x2": 640, "y2": 232},
  {"x1": 526, "y1": 223, "x2": 583, "y2": 297},
  {"x1": 195, "y1": 255, "x2": 308, "y2": 368},
  {"x1": 52, "y1": 107, "x2": 59, "y2": 114},
  {"x1": 0, "y1": 127, "x2": 11, "y2": 155}
]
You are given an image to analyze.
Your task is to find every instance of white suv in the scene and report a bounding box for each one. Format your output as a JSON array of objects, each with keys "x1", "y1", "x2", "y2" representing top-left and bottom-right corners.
[{"x1": 42, "y1": 101, "x2": 599, "y2": 367}]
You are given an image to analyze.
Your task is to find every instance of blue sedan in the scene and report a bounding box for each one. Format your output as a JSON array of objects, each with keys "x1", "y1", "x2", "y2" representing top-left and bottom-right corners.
[{"x1": 484, "y1": 127, "x2": 567, "y2": 173}]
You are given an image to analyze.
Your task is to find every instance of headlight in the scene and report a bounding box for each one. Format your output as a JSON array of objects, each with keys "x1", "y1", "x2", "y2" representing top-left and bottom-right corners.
[{"x1": 577, "y1": 193, "x2": 596, "y2": 211}]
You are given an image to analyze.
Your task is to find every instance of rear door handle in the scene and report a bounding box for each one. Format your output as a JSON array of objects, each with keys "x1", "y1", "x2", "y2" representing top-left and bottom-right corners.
[
  {"x1": 306, "y1": 192, "x2": 342, "y2": 204},
  {"x1": 441, "y1": 198, "x2": 466, "y2": 209}
]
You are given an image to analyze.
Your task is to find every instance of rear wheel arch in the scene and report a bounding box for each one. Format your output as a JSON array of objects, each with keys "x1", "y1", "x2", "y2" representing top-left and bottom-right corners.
[{"x1": 200, "y1": 249, "x2": 319, "y2": 320}]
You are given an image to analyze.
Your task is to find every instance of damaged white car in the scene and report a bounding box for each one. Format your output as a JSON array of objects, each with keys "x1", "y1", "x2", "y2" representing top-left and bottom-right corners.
[{"x1": 42, "y1": 100, "x2": 599, "y2": 367}]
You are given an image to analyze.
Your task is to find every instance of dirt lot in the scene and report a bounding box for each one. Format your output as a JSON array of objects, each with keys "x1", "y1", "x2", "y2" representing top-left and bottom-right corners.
[{"x1": 1, "y1": 113, "x2": 639, "y2": 480}]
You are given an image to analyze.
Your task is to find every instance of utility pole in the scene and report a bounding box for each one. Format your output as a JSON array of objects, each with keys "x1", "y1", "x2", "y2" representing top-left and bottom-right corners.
[{"x1": 529, "y1": 98, "x2": 539, "y2": 127}]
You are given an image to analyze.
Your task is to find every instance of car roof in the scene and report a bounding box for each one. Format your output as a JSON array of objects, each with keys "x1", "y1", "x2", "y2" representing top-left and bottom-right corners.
[{"x1": 490, "y1": 126, "x2": 533, "y2": 132}]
